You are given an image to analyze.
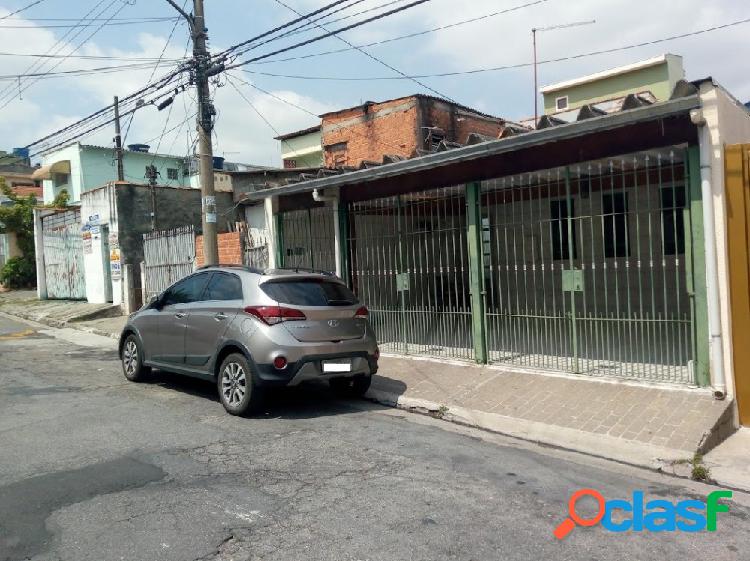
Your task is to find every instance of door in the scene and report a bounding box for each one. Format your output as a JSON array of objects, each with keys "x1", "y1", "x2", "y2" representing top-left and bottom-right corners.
[
  {"x1": 153, "y1": 272, "x2": 211, "y2": 366},
  {"x1": 184, "y1": 272, "x2": 244, "y2": 369},
  {"x1": 726, "y1": 145, "x2": 750, "y2": 426}
]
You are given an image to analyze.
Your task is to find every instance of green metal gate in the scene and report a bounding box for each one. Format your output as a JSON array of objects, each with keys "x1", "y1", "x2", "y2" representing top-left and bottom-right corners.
[
  {"x1": 480, "y1": 148, "x2": 697, "y2": 383},
  {"x1": 278, "y1": 206, "x2": 336, "y2": 272},
  {"x1": 347, "y1": 186, "x2": 475, "y2": 361}
]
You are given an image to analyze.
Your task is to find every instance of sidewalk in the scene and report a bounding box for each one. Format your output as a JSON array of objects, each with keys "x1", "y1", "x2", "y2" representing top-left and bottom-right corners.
[{"x1": 0, "y1": 291, "x2": 738, "y2": 482}]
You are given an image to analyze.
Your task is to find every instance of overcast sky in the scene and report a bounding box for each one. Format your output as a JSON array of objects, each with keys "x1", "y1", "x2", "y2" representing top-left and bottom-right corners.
[{"x1": 0, "y1": 0, "x2": 748, "y2": 167}]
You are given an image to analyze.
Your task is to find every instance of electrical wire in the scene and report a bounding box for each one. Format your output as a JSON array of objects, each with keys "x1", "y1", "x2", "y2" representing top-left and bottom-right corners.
[
  {"x1": 225, "y1": 0, "x2": 435, "y2": 71},
  {"x1": 0, "y1": 0, "x2": 122, "y2": 107},
  {"x1": 255, "y1": 0, "x2": 553, "y2": 65},
  {"x1": 0, "y1": 17, "x2": 179, "y2": 28},
  {"x1": 271, "y1": 0, "x2": 454, "y2": 102},
  {"x1": 240, "y1": 16, "x2": 750, "y2": 81},
  {"x1": 0, "y1": 52, "x2": 187, "y2": 62},
  {"x1": 0, "y1": 0, "x2": 49, "y2": 20},
  {"x1": 0, "y1": 60, "x2": 181, "y2": 81}
]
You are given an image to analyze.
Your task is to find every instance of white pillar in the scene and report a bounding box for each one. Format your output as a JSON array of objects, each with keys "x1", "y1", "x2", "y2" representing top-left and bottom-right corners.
[
  {"x1": 264, "y1": 196, "x2": 279, "y2": 269},
  {"x1": 32, "y1": 208, "x2": 47, "y2": 300}
]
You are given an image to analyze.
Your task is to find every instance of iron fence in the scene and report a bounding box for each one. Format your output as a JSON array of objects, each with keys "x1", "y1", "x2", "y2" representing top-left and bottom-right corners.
[{"x1": 278, "y1": 206, "x2": 336, "y2": 273}]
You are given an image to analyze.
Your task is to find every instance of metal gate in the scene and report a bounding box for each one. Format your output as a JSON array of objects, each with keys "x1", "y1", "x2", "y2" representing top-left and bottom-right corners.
[
  {"x1": 142, "y1": 226, "x2": 195, "y2": 300},
  {"x1": 347, "y1": 187, "x2": 474, "y2": 361},
  {"x1": 43, "y1": 220, "x2": 86, "y2": 300},
  {"x1": 481, "y1": 148, "x2": 695, "y2": 383},
  {"x1": 278, "y1": 206, "x2": 336, "y2": 272}
]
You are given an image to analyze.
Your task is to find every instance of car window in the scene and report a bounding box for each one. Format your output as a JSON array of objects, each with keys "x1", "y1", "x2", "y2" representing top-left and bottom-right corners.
[
  {"x1": 261, "y1": 279, "x2": 358, "y2": 306},
  {"x1": 204, "y1": 273, "x2": 243, "y2": 301},
  {"x1": 162, "y1": 273, "x2": 210, "y2": 306}
]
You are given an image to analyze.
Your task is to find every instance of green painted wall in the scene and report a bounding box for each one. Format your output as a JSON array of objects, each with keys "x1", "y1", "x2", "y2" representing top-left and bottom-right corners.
[
  {"x1": 280, "y1": 130, "x2": 323, "y2": 168},
  {"x1": 543, "y1": 60, "x2": 677, "y2": 114}
]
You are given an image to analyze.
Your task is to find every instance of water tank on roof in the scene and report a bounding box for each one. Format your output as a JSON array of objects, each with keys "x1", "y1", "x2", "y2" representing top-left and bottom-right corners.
[
  {"x1": 12, "y1": 147, "x2": 29, "y2": 160},
  {"x1": 213, "y1": 156, "x2": 225, "y2": 170},
  {"x1": 127, "y1": 143, "x2": 150, "y2": 153}
]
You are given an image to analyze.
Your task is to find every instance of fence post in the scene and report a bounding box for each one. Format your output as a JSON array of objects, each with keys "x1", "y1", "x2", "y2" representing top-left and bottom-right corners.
[
  {"x1": 140, "y1": 261, "x2": 147, "y2": 305},
  {"x1": 466, "y1": 182, "x2": 488, "y2": 364},
  {"x1": 687, "y1": 146, "x2": 710, "y2": 387},
  {"x1": 335, "y1": 198, "x2": 349, "y2": 281}
]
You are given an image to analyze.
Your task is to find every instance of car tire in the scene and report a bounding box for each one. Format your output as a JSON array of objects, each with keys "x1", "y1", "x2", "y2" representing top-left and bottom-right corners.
[
  {"x1": 121, "y1": 334, "x2": 151, "y2": 382},
  {"x1": 217, "y1": 353, "x2": 264, "y2": 416},
  {"x1": 330, "y1": 375, "x2": 372, "y2": 397}
]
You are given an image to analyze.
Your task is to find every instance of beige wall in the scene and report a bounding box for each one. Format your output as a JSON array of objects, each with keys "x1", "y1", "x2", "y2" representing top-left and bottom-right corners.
[{"x1": 699, "y1": 82, "x2": 750, "y2": 404}]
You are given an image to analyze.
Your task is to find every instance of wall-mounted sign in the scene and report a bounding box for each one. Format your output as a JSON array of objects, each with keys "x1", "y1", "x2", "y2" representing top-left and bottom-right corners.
[{"x1": 110, "y1": 248, "x2": 122, "y2": 280}]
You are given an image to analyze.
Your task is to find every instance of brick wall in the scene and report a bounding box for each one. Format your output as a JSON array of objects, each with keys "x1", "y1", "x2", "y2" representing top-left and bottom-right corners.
[
  {"x1": 322, "y1": 98, "x2": 420, "y2": 168},
  {"x1": 320, "y1": 96, "x2": 506, "y2": 168},
  {"x1": 195, "y1": 231, "x2": 242, "y2": 267}
]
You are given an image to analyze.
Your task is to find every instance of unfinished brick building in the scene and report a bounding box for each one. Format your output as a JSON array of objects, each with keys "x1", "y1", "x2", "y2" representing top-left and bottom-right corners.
[{"x1": 320, "y1": 95, "x2": 513, "y2": 168}]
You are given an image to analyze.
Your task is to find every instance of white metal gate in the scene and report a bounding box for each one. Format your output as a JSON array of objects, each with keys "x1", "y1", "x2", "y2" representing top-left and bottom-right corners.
[
  {"x1": 142, "y1": 226, "x2": 196, "y2": 300},
  {"x1": 43, "y1": 221, "x2": 86, "y2": 300}
]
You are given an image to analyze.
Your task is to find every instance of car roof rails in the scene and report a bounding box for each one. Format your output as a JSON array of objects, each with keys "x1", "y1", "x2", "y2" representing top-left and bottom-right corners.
[
  {"x1": 266, "y1": 267, "x2": 337, "y2": 277},
  {"x1": 197, "y1": 264, "x2": 265, "y2": 274}
]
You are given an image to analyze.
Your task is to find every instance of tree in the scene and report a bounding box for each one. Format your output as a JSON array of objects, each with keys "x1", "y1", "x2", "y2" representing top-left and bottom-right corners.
[{"x1": 0, "y1": 178, "x2": 38, "y2": 288}]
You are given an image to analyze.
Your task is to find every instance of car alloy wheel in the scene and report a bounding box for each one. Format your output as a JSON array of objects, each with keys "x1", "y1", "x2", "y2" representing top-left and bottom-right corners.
[
  {"x1": 123, "y1": 340, "x2": 138, "y2": 377},
  {"x1": 221, "y1": 362, "x2": 247, "y2": 407}
]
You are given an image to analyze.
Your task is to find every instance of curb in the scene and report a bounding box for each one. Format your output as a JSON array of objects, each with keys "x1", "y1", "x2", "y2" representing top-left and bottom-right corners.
[
  {"x1": 0, "y1": 308, "x2": 120, "y2": 341},
  {"x1": 364, "y1": 387, "x2": 734, "y2": 489}
]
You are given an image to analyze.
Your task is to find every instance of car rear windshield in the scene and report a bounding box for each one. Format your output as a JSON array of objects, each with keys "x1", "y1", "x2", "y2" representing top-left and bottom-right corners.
[{"x1": 261, "y1": 279, "x2": 359, "y2": 306}]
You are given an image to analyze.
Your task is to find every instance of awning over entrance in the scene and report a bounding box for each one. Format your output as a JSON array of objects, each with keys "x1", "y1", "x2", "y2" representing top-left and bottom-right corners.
[{"x1": 32, "y1": 160, "x2": 71, "y2": 181}]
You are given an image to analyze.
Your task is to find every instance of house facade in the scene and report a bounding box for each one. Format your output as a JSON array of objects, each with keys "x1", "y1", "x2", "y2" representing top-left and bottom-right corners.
[
  {"x1": 542, "y1": 54, "x2": 685, "y2": 116},
  {"x1": 33, "y1": 143, "x2": 191, "y2": 205},
  {"x1": 320, "y1": 95, "x2": 513, "y2": 168},
  {"x1": 276, "y1": 125, "x2": 323, "y2": 169}
]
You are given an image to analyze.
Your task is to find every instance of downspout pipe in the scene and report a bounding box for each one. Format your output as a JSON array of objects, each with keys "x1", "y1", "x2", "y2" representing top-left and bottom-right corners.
[{"x1": 691, "y1": 108, "x2": 726, "y2": 399}]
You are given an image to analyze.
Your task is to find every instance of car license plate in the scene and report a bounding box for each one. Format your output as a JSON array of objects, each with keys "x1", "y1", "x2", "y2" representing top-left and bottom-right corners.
[{"x1": 323, "y1": 360, "x2": 352, "y2": 373}]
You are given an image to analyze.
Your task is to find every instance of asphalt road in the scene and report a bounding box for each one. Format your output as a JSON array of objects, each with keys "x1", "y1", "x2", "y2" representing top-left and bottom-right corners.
[{"x1": 0, "y1": 313, "x2": 748, "y2": 561}]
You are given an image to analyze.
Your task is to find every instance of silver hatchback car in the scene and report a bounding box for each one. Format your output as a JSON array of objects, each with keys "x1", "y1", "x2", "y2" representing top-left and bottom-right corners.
[{"x1": 119, "y1": 266, "x2": 380, "y2": 416}]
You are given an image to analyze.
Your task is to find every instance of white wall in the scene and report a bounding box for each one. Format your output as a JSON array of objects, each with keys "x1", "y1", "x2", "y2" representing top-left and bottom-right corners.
[
  {"x1": 699, "y1": 82, "x2": 750, "y2": 401},
  {"x1": 80, "y1": 183, "x2": 121, "y2": 305}
]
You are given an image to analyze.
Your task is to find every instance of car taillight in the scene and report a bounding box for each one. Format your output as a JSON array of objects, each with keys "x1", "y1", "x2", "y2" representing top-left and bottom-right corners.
[
  {"x1": 244, "y1": 306, "x2": 306, "y2": 325},
  {"x1": 354, "y1": 306, "x2": 369, "y2": 319}
]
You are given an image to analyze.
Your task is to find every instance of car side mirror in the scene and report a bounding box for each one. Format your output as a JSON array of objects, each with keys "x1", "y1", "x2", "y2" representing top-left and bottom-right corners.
[{"x1": 150, "y1": 294, "x2": 163, "y2": 309}]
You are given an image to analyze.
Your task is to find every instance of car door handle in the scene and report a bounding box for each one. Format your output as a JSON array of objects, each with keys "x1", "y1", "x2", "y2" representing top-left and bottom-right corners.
[
  {"x1": 214, "y1": 312, "x2": 228, "y2": 321},
  {"x1": 175, "y1": 312, "x2": 187, "y2": 319}
]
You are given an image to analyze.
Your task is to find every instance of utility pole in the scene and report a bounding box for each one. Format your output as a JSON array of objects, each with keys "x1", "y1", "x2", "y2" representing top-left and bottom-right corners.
[
  {"x1": 165, "y1": 0, "x2": 219, "y2": 265},
  {"x1": 113, "y1": 96, "x2": 125, "y2": 181}
]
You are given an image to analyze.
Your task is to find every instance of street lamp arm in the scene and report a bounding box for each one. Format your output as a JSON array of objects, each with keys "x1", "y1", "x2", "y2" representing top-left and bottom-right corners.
[{"x1": 163, "y1": 0, "x2": 194, "y2": 29}]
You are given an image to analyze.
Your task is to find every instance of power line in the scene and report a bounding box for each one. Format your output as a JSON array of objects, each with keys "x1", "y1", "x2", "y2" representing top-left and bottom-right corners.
[
  {"x1": 241, "y1": 16, "x2": 750, "y2": 81},
  {"x1": 225, "y1": 0, "x2": 435, "y2": 71},
  {"x1": 0, "y1": 60, "x2": 181, "y2": 81},
  {"x1": 0, "y1": 17, "x2": 179, "y2": 28},
  {"x1": 0, "y1": 0, "x2": 49, "y2": 20},
  {"x1": 255, "y1": 0, "x2": 554, "y2": 65},
  {"x1": 0, "y1": 0, "x2": 119, "y2": 107},
  {"x1": 0, "y1": 51, "x2": 188, "y2": 62},
  {"x1": 271, "y1": 0, "x2": 455, "y2": 102}
]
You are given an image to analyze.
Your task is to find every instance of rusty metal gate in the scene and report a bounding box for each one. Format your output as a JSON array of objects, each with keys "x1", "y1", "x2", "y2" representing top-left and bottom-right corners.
[
  {"x1": 142, "y1": 226, "x2": 195, "y2": 300},
  {"x1": 278, "y1": 206, "x2": 336, "y2": 272},
  {"x1": 347, "y1": 187, "x2": 474, "y2": 361},
  {"x1": 42, "y1": 211, "x2": 86, "y2": 300},
  {"x1": 480, "y1": 148, "x2": 696, "y2": 383}
]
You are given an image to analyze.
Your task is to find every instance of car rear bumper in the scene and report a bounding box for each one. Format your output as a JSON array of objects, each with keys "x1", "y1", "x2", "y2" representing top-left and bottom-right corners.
[{"x1": 254, "y1": 351, "x2": 378, "y2": 387}]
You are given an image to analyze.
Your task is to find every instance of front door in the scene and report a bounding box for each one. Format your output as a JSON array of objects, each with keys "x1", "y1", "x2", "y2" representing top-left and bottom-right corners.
[
  {"x1": 184, "y1": 272, "x2": 244, "y2": 369},
  {"x1": 726, "y1": 145, "x2": 750, "y2": 426},
  {"x1": 153, "y1": 272, "x2": 211, "y2": 366}
]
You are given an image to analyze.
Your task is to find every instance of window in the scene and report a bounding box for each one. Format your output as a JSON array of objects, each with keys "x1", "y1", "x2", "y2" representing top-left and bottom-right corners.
[
  {"x1": 556, "y1": 96, "x2": 569, "y2": 111},
  {"x1": 162, "y1": 273, "x2": 210, "y2": 306},
  {"x1": 326, "y1": 142, "x2": 348, "y2": 167},
  {"x1": 550, "y1": 199, "x2": 577, "y2": 261},
  {"x1": 261, "y1": 279, "x2": 358, "y2": 306},
  {"x1": 603, "y1": 193, "x2": 630, "y2": 258},
  {"x1": 204, "y1": 273, "x2": 243, "y2": 301},
  {"x1": 283, "y1": 159, "x2": 297, "y2": 169},
  {"x1": 661, "y1": 185, "x2": 686, "y2": 255},
  {"x1": 167, "y1": 168, "x2": 179, "y2": 180},
  {"x1": 54, "y1": 173, "x2": 69, "y2": 186}
]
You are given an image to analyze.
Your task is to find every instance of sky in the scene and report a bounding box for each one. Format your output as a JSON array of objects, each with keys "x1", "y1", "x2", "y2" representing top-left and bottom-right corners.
[{"x1": 0, "y1": 0, "x2": 748, "y2": 168}]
